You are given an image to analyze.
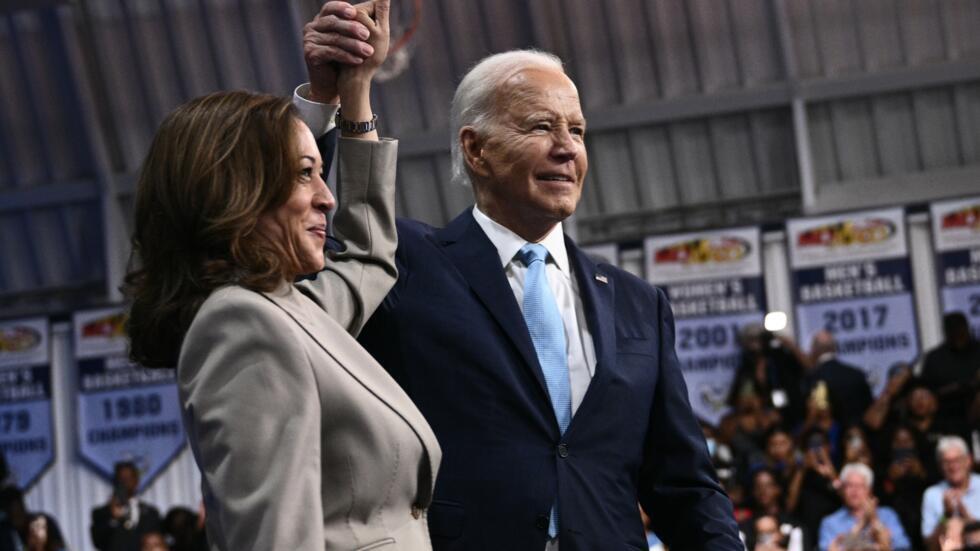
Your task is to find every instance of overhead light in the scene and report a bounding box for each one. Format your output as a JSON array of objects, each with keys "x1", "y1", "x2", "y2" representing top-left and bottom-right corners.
[{"x1": 764, "y1": 311, "x2": 787, "y2": 332}]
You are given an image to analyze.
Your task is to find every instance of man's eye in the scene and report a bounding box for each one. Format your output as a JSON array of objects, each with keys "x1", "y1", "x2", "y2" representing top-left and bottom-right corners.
[
  {"x1": 532, "y1": 122, "x2": 551, "y2": 131},
  {"x1": 571, "y1": 126, "x2": 585, "y2": 136}
]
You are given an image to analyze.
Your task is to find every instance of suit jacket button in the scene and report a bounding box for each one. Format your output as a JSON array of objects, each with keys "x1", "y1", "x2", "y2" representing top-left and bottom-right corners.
[
  {"x1": 536, "y1": 514, "x2": 550, "y2": 530},
  {"x1": 411, "y1": 504, "x2": 423, "y2": 519},
  {"x1": 557, "y1": 443, "x2": 569, "y2": 458}
]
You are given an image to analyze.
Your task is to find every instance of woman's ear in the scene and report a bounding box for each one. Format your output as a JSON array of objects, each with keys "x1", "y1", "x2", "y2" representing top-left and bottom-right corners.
[{"x1": 460, "y1": 127, "x2": 488, "y2": 178}]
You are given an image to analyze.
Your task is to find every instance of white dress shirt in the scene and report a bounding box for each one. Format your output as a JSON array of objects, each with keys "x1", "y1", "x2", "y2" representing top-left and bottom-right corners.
[
  {"x1": 472, "y1": 206, "x2": 597, "y2": 415},
  {"x1": 293, "y1": 83, "x2": 338, "y2": 137}
]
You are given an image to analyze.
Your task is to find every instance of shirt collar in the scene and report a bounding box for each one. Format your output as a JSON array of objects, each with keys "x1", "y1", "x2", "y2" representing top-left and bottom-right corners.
[{"x1": 472, "y1": 205, "x2": 570, "y2": 275}]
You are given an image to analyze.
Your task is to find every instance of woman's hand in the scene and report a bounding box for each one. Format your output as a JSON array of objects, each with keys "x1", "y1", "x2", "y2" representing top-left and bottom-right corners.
[
  {"x1": 304, "y1": 2, "x2": 373, "y2": 103},
  {"x1": 336, "y1": 0, "x2": 389, "y2": 138},
  {"x1": 338, "y1": 0, "x2": 390, "y2": 87}
]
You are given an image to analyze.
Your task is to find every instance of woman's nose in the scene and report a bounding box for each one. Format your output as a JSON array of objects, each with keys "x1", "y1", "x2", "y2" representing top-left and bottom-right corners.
[{"x1": 314, "y1": 175, "x2": 336, "y2": 212}]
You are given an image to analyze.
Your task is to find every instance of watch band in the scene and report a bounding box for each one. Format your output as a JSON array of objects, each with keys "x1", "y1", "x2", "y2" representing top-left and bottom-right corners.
[{"x1": 337, "y1": 112, "x2": 378, "y2": 134}]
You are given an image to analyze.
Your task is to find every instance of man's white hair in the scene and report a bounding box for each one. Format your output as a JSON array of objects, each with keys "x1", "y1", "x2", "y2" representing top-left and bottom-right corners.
[
  {"x1": 840, "y1": 462, "x2": 874, "y2": 489},
  {"x1": 449, "y1": 49, "x2": 566, "y2": 187},
  {"x1": 936, "y1": 435, "x2": 970, "y2": 461}
]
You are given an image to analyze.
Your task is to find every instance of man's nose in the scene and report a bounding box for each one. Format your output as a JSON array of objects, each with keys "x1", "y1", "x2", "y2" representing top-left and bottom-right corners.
[{"x1": 550, "y1": 129, "x2": 578, "y2": 161}]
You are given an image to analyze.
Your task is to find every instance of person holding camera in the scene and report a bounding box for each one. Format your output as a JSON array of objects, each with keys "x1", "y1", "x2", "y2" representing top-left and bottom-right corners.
[
  {"x1": 729, "y1": 324, "x2": 808, "y2": 430},
  {"x1": 881, "y1": 425, "x2": 930, "y2": 550},
  {"x1": 90, "y1": 462, "x2": 161, "y2": 551}
]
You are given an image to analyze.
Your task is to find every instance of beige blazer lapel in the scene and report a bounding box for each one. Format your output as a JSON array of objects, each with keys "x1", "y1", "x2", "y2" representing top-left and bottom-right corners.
[{"x1": 259, "y1": 286, "x2": 440, "y2": 505}]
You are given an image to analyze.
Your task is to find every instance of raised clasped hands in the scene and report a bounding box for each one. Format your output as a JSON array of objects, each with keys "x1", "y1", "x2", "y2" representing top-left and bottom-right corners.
[{"x1": 304, "y1": 0, "x2": 391, "y2": 103}]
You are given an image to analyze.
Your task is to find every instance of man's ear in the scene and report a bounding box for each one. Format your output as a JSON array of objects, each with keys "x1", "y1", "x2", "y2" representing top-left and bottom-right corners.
[{"x1": 460, "y1": 127, "x2": 489, "y2": 178}]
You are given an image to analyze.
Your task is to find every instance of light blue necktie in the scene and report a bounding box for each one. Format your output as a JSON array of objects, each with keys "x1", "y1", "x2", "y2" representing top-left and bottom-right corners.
[{"x1": 518, "y1": 243, "x2": 571, "y2": 538}]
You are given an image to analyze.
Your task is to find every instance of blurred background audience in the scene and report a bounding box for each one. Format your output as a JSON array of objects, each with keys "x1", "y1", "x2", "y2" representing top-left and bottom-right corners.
[
  {"x1": 0, "y1": 311, "x2": 976, "y2": 551},
  {"x1": 712, "y1": 311, "x2": 978, "y2": 551}
]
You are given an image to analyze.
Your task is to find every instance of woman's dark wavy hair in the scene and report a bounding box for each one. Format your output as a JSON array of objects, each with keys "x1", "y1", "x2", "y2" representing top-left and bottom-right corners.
[{"x1": 124, "y1": 91, "x2": 306, "y2": 368}]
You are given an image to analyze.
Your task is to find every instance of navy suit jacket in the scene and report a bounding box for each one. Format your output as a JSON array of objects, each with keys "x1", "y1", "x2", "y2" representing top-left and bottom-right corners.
[
  {"x1": 357, "y1": 209, "x2": 740, "y2": 551},
  {"x1": 804, "y1": 358, "x2": 873, "y2": 430}
]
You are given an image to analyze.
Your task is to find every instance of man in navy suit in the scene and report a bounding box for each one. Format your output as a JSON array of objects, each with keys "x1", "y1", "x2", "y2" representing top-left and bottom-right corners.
[
  {"x1": 304, "y1": 7, "x2": 740, "y2": 549},
  {"x1": 805, "y1": 330, "x2": 873, "y2": 430}
]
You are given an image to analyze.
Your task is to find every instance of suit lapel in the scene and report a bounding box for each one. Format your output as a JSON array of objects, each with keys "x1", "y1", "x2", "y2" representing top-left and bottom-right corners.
[
  {"x1": 434, "y1": 211, "x2": 551, "y2": 402},
  {"x1": 565, "y1": 239, "x2": 618, "y2": 432},
  {"x1": 259, "y1": 286, "x2": 441, "y2": 504}
]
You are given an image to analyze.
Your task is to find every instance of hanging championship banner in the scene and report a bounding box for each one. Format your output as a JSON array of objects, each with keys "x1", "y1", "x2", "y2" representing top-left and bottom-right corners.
[
  {"x1": 0, "y1": 317, "x2": 55, "y2": 489},
  {"x1": 644, "y1": 227, "x2": 765, "y2": 425},
  {"x1": 74, "y1": 307, "x2": 185, "y2": 490},
  {"x1": 787, "y1": 207, "x2": 919, "y2": 396},
  {"x1": 931, "y1": 196, "x2": 980, "y2": 336}
]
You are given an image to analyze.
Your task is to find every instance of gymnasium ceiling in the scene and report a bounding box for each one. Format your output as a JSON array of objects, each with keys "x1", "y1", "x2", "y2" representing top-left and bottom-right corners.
[{"x1": 1, "y1": 0, "x2": 979, "y2": 315}]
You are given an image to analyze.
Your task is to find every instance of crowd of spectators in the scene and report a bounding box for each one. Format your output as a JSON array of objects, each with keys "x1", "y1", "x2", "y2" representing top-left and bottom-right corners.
[
  {"x1": 4, "y1": 314, "x2": 978, "y2": 551},
  {"x1": 0, "y1": 455, "x2": 206, "y2": 551},
  {"x1": 699, "y1": 311, "x2": 980, "y2": 551},
  {"x1": 0, "y1": 454, "x2": 66, "y2": 551},
  {"x1": 90, "y1": 461, "x2": 207, "y2": 551}
]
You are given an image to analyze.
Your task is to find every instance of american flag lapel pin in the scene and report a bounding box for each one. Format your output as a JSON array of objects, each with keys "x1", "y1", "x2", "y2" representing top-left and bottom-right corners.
[{"x1": 595, "y1": 273, "x2": 608, "y2": 284}]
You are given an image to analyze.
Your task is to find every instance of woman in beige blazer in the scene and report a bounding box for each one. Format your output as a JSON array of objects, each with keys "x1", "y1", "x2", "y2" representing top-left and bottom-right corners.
[{"x1": 124, "y1": 3, "x2": 440, "y2": 549}]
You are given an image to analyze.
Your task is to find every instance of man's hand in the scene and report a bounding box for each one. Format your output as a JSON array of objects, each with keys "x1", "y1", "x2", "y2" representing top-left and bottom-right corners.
[
  {"x1": 944, "y1": 489, "x2": 964, "y2": 516},
  {"x1": 863, "y1": 498, "x2": 879, "y2": 523},
  {"x1": 304, "y1": 1, "x2": 374, "y2": 103}
]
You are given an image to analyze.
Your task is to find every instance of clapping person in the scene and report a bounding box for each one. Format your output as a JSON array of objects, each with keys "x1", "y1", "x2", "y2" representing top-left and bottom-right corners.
[
  {"x1": 922, "y1": 437, "x2": 979, "y2": 551},
  {"x1": 124, "y1": 2, "x2": 441, "y2": 549},
  {"x1": 820, "y1": 463, "x2": 911, "y2": 551}
]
